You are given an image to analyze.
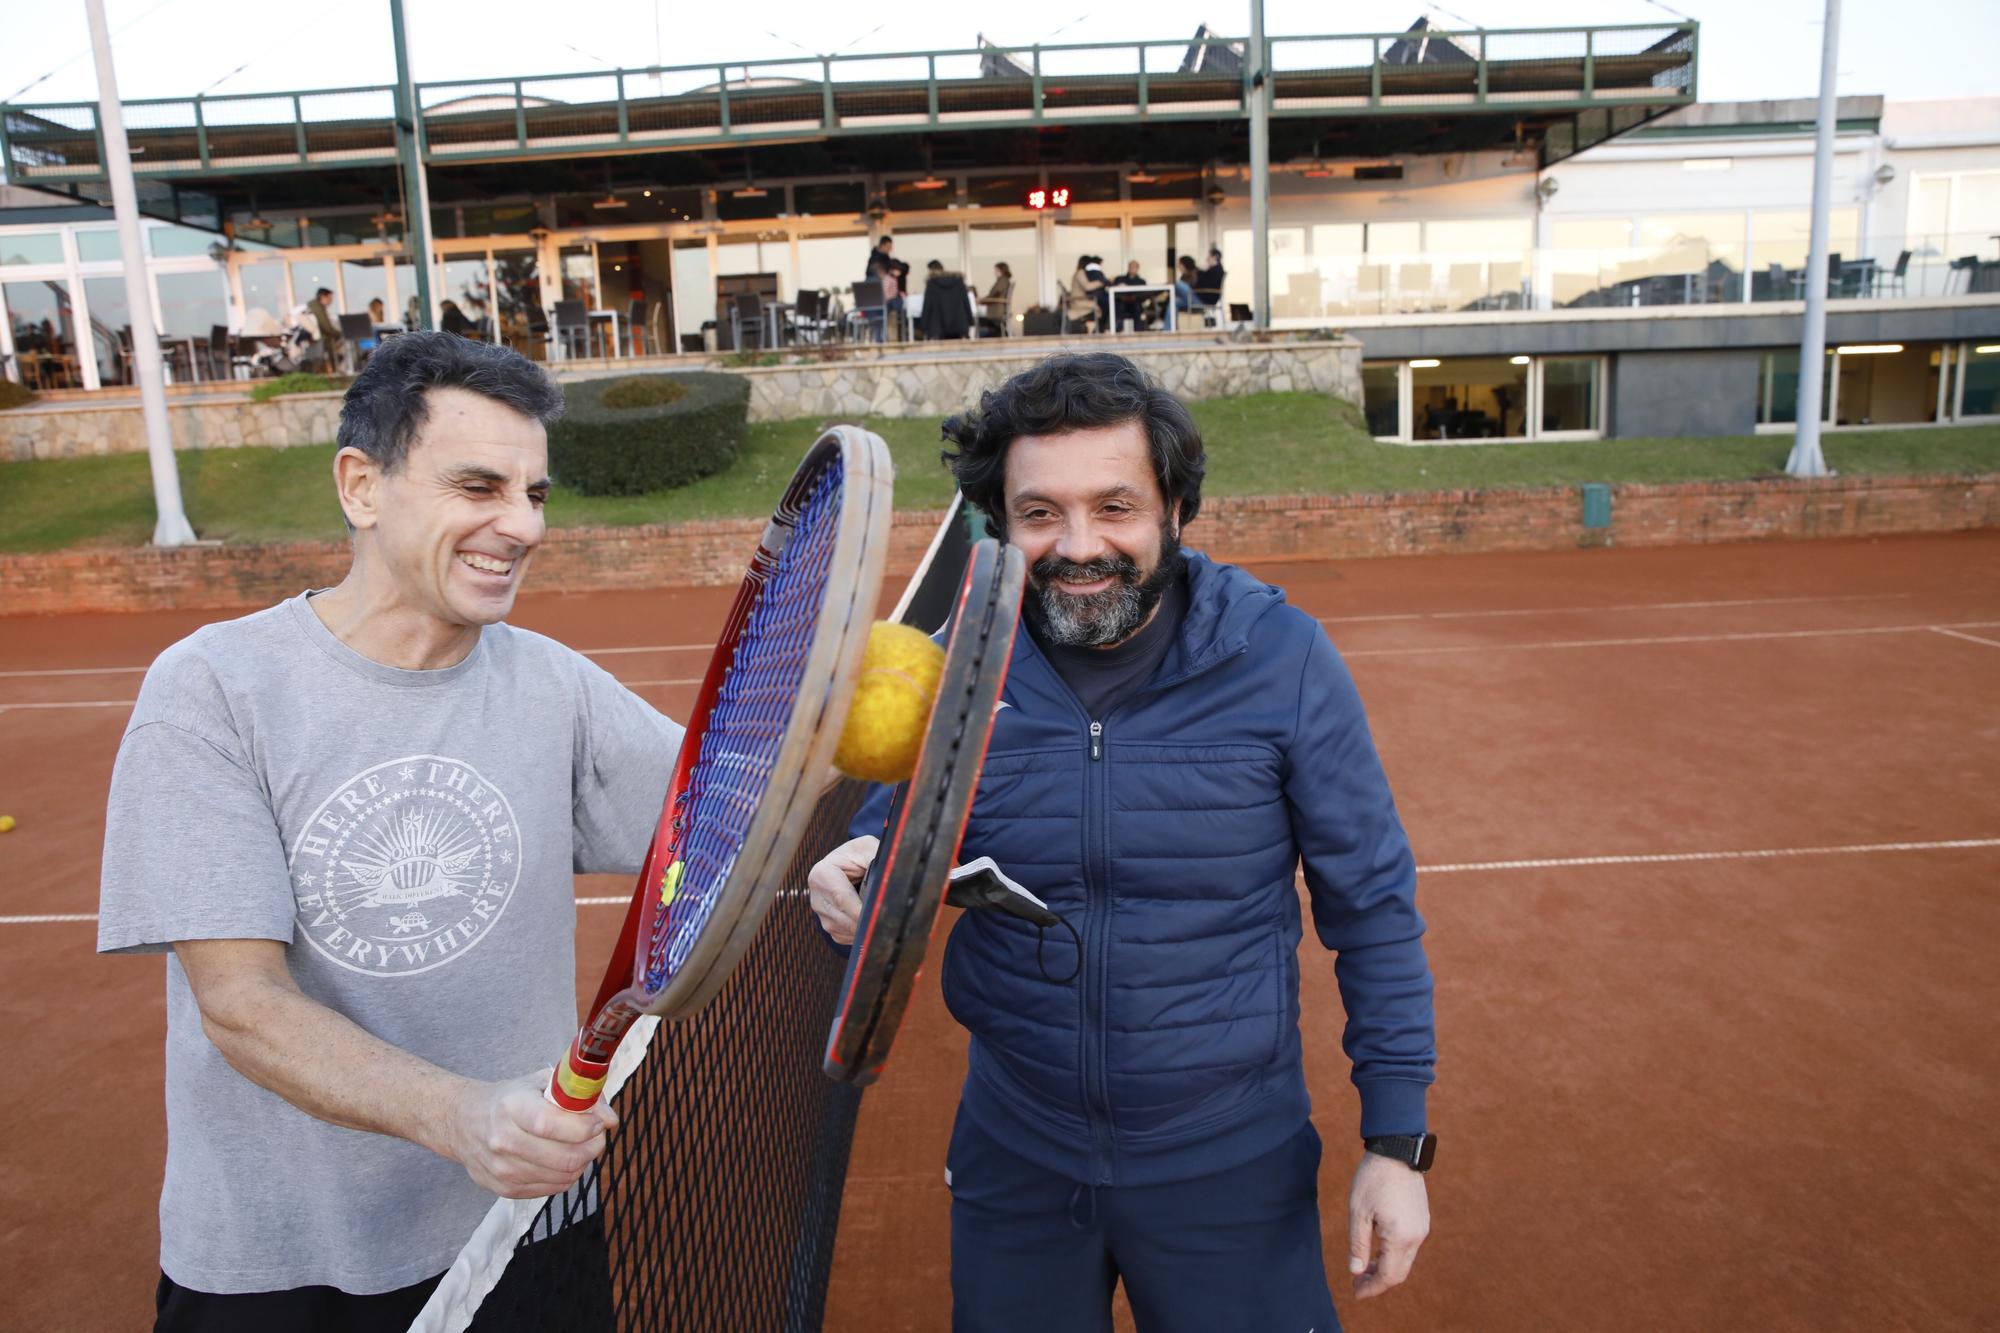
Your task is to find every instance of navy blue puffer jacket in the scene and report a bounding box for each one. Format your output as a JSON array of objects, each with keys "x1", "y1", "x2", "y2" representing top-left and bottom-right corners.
[{"x1": 857, "y1": 550, "x2": 1434, "y2": 1187}]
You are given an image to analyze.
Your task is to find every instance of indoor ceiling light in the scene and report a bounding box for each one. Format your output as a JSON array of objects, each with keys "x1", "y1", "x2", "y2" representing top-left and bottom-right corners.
[
  {"x1": 1127, "y1": 167, "x2": 1157, "y2": 184},
  {"x1": 592, "y1": 193, "x2": 628, "y2": 209},
  {"x1": 1409, "y1": 358, "x2": 1441, "y2": 368},
  {"x1": 1509, "y1": 355, "x2": 1530, "y2": 365},
  {"x1": 1834, "y1": 344, "x2": 1903, "y2": 355},
  {"x1": 908, "y1": 175, "x2": 949, "y2": 190},
  {"x1": 1973, "y1": 344, "x2": 2000, "y2": 354},
  {"x1": 731, "y1": 184, "x2": 768, "y2": 198}
]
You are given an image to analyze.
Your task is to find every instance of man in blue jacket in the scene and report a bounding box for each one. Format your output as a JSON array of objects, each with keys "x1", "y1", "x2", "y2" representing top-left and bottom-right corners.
[{"x1": 808, "y1": 351, "x2": 1435, "y2": 1332}]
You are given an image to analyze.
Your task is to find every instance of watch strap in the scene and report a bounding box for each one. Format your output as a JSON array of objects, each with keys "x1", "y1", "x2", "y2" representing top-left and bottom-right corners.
[{"x1": 1363, "y1": 1132, "x2": 1436, "y2": 1173}]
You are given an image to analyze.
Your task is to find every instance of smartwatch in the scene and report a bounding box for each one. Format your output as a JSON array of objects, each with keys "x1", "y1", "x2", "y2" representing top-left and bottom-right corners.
[{"x1": 1363, "y1": 1132, "x2": 1436, "y2": 1173}]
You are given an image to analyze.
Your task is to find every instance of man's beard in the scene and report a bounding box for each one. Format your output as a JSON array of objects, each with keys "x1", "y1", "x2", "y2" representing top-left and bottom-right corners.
[{"x1": 1027, "y1": 524, "x2": 1184, "y2": 648}]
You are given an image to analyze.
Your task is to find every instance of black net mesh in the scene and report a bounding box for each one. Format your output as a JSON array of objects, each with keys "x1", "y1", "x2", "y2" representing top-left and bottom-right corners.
[{"x1": 467, "y1": 781, "x2": 871, "y2": 1333}]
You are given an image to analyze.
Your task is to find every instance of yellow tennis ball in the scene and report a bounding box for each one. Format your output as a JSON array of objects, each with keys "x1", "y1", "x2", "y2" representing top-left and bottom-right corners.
[
  {"x1": 0, "y1": 816, "x2": 13, "y2": 833},
  {"x1": 834, "y1": 622, "x2": 946, "y2": 784}
]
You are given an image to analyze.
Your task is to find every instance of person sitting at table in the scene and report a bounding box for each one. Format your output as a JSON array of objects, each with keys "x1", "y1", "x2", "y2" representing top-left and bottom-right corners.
[
  {"x1": 440, "y1": 300, "x2": 475, "y2": 338},
  {"x1": 1062, "y1": 256, "x2": 1104, "y2": 334},
  {"x1": 979, "y1": 262, "x2": 1014, "y2": 336},
  {"x1": 1175, "y1": 255, "x2": 1203, "y2": 314},
  {"x1": 1194, "y1": 247, "x2": 1226, "y2": 308},
  {"x1": 368, "y1": 297, "x2": 386, "y2": 326},
  {"x1": 1111, "y1": 259, "x2": 1154, "y2": 330}
]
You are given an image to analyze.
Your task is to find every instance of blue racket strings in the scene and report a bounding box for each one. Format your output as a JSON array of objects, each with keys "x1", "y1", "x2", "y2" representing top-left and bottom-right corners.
[{"x1": 646, "y1": 461, "x2": 846, "y2": 992}]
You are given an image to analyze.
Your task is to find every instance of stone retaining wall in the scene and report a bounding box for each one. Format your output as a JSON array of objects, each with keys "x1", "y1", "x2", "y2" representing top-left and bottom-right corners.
[
  {"x1": 4, "y1": 473, "x2": 1991, "y2": 618},
  {"x1": 729, "y1": 340, "x2": 1362, "y2": 422},
  {"x1": 1, "y1": 338, "x2": 1362, "y2": 461}
]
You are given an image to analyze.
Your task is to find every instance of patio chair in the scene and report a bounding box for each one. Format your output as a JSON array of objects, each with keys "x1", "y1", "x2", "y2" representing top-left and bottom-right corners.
[
  {"x1": 1020, "y1": 309, "x2": 1063, "y2": 337},
  {"x1": 1946, "y1": 255, "x2": 1980, "y2": 295},
  {"x1": 730, "y1": 292, "x2": 766, "y2": 351},
  {"x1": 979, "y1": 277, "x2": 1014, "y2": 337},
  {"x1": 552, "y1": 300, "x2": 591, "y2": 358},
  {"x1": 209, "y1": 324, "x2": 254, "y2": 380},
  {"x1": 848, "y1": 279, "x2": 887, "y2": 342},
  {"x1": 1876, "y1": 250, "x2": 1911, "y2": 298},
  {"x1": 626, "y1": 299, "x2": 645, "y2": 356},
  {"x1": 792, "y1": 289, "x2": 837, "y2": 345},
  {"x1": 338, "y1": 313, "x2": 375, "y2": 372}
]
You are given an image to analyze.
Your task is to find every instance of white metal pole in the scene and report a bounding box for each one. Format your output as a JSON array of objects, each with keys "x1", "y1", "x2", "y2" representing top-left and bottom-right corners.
[
  {"x1": 85, "y1": 0, "x2": 196, "y2": 546},
  {"x1": 1248, "y1": 0, "x2": 1270, "y2": 330},
  {"x1": 390, "y1": 0, "x2": 437, "y2": 328},
  {"x1": 1787, "y1": 0, "x2": 1841, "y2": 478}
]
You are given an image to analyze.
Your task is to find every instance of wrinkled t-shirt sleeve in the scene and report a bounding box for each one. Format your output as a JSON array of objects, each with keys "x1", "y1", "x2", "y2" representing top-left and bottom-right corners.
[
  {"x1": 572, "y1": 652, "x2": 685, "y2": 875},
  {"x1": 98, "y1": 664, "x2": 295, "y2": 955}
]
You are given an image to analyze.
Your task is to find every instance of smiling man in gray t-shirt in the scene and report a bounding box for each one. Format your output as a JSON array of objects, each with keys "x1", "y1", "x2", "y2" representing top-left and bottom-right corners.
[{"x1": 98, "y1": 333, "x2": 685, "y2": 1331}]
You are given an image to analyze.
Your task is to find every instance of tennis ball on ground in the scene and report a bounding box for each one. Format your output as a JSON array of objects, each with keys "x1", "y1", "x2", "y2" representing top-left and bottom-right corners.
[
  {"x1": 0, "y1": 816, "x2": 13, "y2": 833},
  {"x1": 834, "y1": 622, "x2": 946, "y2": 784}
]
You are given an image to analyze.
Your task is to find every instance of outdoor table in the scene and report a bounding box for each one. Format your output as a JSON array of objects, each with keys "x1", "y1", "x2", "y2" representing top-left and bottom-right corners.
[
  {"x1": 588, "y1": 310, "x2": 622, "y2": 358},
  {"x1": 764, "y1": 302, "x2": 795, "y2": 348},
  {"x1": 1107, "y1": 283, "x2": 1179, "y2": 332}
]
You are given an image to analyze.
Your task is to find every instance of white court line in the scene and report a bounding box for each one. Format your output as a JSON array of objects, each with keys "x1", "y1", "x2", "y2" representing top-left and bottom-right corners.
[
  {"x1": 1931, "y1": 626, "x2": 2000, "y2": 650},
  {"x1": 578, "y1": 643, "x2": 709, "y2": 657},
  {"x1": 1318, "y1": 592, "x2": 1909, "y2": 627},
  {"x1": 1339, "y1": 621, "x2": 2000, "y2": 659},
  {"x1": 1423, "y1": 838, "x2": 2000, "y2": 875},
  {"x1": 0, "y1": 665, "x2": 150, "y2": 679},
  {"x1": 13, "y1": 621, "x2": 1998, "y2": 710}
]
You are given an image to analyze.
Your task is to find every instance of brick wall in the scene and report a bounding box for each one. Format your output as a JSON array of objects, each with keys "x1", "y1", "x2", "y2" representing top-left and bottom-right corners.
[{"x1": 3, "y1": 474, "x2": 1993, "y2": 617}]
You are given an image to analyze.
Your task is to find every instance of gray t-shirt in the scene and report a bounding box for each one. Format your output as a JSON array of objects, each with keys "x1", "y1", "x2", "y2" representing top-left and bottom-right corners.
[{"x1": 97, "y1": 592, "x2": 684, "y2": 1296}]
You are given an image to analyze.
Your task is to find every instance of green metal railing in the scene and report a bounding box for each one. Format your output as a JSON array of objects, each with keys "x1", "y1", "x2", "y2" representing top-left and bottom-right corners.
[{"x1": 0, "y1": 23, "x2": 1694, "y2": 184}]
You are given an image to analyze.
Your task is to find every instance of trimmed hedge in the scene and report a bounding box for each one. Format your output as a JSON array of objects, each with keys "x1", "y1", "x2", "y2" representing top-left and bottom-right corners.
[
  {"x1": 550, "y1": 373, "x2": 748, "y2": 496},
  {"x1": 0, "y1": 378, "x2": 38, "y2": 411},
  {"x1": 248, "y1": 372, "x2": 344, "y2": 403}
]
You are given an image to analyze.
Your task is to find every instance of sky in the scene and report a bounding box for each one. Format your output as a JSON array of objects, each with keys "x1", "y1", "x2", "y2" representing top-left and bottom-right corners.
[{"x1": 1, "y1": 0, "x2": 1995, "y2": 110}]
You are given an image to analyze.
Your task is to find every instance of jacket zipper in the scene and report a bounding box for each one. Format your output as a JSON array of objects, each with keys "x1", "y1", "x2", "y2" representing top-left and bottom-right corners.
[{"x1": 1082, "y1": 715, "x2": 1114, "y2": 1183}]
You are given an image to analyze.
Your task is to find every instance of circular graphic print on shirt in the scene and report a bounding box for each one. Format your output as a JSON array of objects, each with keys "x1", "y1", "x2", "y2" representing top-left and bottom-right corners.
[{"x1": 289, "y1": 755, "x2": 523, "y2": 976}]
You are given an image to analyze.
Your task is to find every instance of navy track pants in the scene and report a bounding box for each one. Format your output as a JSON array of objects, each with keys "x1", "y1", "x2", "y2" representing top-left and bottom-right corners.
[{"x1": 946, "y1": 1109, "x2": 1342, "y2": 1333}]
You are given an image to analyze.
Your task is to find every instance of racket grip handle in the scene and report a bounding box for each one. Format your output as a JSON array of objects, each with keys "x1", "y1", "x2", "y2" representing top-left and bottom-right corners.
[{"x1": 546, "y1": 1035, "x2": 611, "y2": 1114}]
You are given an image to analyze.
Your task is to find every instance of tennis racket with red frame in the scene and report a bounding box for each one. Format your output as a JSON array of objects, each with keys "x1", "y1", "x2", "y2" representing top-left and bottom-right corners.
[
  {"x1": 823, "y1": 537, "x2": 1025, "y2": 1086},
  {"x1": 548, "y1": 426, "x2": 893, "y2": 1113}
]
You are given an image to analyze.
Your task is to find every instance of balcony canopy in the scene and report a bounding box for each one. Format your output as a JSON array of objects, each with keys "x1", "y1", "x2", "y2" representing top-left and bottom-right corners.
[{"x1": 1, "y1": 22, "x2": 1696, "y2": 224}]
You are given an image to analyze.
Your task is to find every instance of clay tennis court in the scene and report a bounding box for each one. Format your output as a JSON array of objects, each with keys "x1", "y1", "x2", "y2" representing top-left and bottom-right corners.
[{"x1": 2, "y1": 530, "x2": 1995, "y2": 1331}]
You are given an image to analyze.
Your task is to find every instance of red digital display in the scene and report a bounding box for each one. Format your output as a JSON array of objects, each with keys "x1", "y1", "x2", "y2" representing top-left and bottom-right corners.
[{"x1": 1026, "y1": 186, "x2": 1071, "y2": 210}]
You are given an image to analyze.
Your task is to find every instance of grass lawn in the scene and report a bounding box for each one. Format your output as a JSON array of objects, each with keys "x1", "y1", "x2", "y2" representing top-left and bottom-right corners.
[{"x1": 2, "y1": 394, "x2": 1996, "y2": 554}]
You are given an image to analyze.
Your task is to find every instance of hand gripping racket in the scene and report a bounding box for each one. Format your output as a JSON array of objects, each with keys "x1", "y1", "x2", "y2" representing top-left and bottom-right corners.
[
  {"x1": 549, "y1": 426, "x2": 893, "y2": 1113},
  {"x1": 823, "y1": 537, "x2": 1026, "y2": 1086}
]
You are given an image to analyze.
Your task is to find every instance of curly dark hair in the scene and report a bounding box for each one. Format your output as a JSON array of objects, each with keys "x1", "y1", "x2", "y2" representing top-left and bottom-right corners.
[
  {"x1": 336, "y1": 329, "x2": 563, "y2": 474},
  {"x1": 939, "y1": 352, "x2": 1205, "y2": 538}
]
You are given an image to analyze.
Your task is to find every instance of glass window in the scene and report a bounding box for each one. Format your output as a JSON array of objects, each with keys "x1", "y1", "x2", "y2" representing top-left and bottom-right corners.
[
  {"x1": 891, "y1": 226, "x2": 962, "y2": 280},
  {"x1": 439, "y1": 256, "x2": 493, "y2": 337},
  {"x1": 1062, "y1": 171, "x2": 1122, "y2": 205},
  {"x1": 1127, "y1": 219, "x2": 1194, "y2": 286},
  {"x1": 1365, "y1": 221, "x2": 1421, "y2": 256},
  {"x1": 1054, "y1": 219, "x2": 1124, "y2": 308},
  {"x1": 1750, "y1": 210, "x2": 1859, "y2": 300},
  {"x1": 1960, "y1": 344, "x2": 2000, "y2": 416},
  {"x1": 966, "y1": 224, "x2": 1038, "y2": 327},
  {"x1": 1311, "y1": 224, "x2": 1364, "y2": 257},
  {"x1": 1412, "y1": 357, "x2": 1530, "y2": 440},
  {"x1": 887, "y1": 177, "x2": 957, "y2": 211},
  {"x1": 1362, "y1": 362, "x2": 1400, "y2": 438},
  {"x1": 716, "y1": 187, "x2": 785, "y2": 222},
  {"x1": 1757, "y1": 350, "x2": 1833, "y2": 425},
  {"x1": 1424, "y1": 218, "x2": 1532, "y2": 254},
  {"x1": 1908, "y1": 176, "x2": 1951, "y2": 240},
  {"x1": 150, "y1": 225, "x2": 222, "y2": 258},
  {"x1": 393, "y1": 260, "x2": 418, "y2": 324},
  {"x1": 290, "y1": 259, "x2": 338, "y2": 314},
  {"x1": 1128, "y1": 170, "x2": 1201, "y2": 203},
  {"x1": 0, "y1": 232, "x2": 63, "y2": 266},
  {"x1": 156, "y1": 270, "x2": 229, "y2": 344},
  {"x1": 559, "y1": 245, "x2": 600, "y2": 309},
  {"x1": 77, "y1": 229, "x2": 124, "y2": 263},
  {"x1": 799, "y1": 233, "x2": 870, "y2": 303},
  {"x1": 964, "y1": 174, "x2": 1036, "y2": 209},
  {"x1": 1833, "y1": 343, "x2": 1940, "y2": 426},
  {"x1": 4, "y1": 279, "x2": 81, "y2": 387},
  {"x1": 462, "y1": 203, "x2": 542, "y2": 236},
  {"x1": 1549, "y1": 219, "x2": 1632, "y2": 308},
  {"x1": 1632, "y1": 213, "x2": 1745, "y2": 302},
  {"x1": 491, "y1": 251, "x2": 541, "y2": 356},
  {"x1": 672, "y1": 240, "x2": 712, "y2": 352},
  {"x1": 1540, "y1": 358, "x2": 1601, "y2": 433},
  {"x1": 239, "y1": 263, "x2": 288, "y2": 333},
  {"x1": 794, "y1": 182, "x2": 865, "y2": 217},
  {"x1": 342, "y1": 258, "x2": 389, "y2": 321},
  {"x1": 83, "y1": 276, "x2": 133, "y2": 386}
]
